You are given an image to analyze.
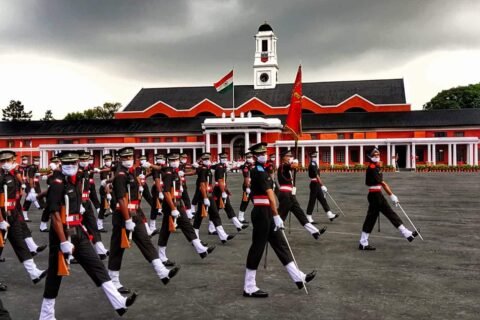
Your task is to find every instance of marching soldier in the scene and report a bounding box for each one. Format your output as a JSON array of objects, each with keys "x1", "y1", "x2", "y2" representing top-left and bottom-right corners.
[
  {"x1": 108, "y1": 147, "x2": 179, "y2": 294},
  {"x1": 179, "y1": 152, "x2": 195, "y2": 219},
  {"x1": 0, "y1": 150, "x2": 47, "y2": 284},
  {"x1": 40, "y1": 151, "x2": 137, "y2": 319},
  {"x1": 243, "y1": 143, "x2": 316, "y2": 297},
  {"x1": 38, "y1": 155, "x2": 62, "y2": 232},
  {"x1": 306, "y1": 151, "x2": 338, "y2": 224},
  {"x1": 87, "y1": 154, "x2": 102, "y2": 215},
  {"x1": 265, "y1": 153, "x2": 278, "y2": 195},
  {"x1": 237, "y1": 152, "x2": 254, "y2": 224},
  {"x1": 135, "y1": 155, "x2": 158, "y2": 236},
  {"x1": 18, "y1": 156, "x2": 30, "y2": 218},
  {"x1": 22, "y1": 156, "x2": 44, "y2": 222},
  {"x1": 148, "y1": 154, "x2": 166, "y2": 231},
  {"x1": 98, "y1": 154, "x2": 114, "y2": 232},
  {"x1": 192, "y1": 153, "x2": 234, "y2": 243},
  {"x1": 359, "y1": 148, "x2": 418, "y2": 250},
  {"x1": 213, "y1": 153, "x2": 248, "y2": 232},
  {"x1": 156, "y1": 153, "x2": 215, "y2": 265},
  {"x1": 277, "y1": 150, "x2": 326, "y2": 240}
]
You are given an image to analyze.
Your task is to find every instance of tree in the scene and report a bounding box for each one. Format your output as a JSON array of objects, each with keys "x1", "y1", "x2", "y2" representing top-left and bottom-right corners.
[
  {"x1": 64, "y1": 102, "x2": 122, "y2": 120},
  {"x1": 423, "y1": 83, "x2": 480, "y2": 110},
  {"x1": 2, "y1": 100, "x2": 32, "y2": 121},
  {"x1": 40, "y1": 109, "x2": 55, "y2": 121}
]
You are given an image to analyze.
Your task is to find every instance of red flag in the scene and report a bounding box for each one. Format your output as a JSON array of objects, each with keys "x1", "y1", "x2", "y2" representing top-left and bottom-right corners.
[{"x1": 284, "y1": 65, "x2": 302, "y2": 139}]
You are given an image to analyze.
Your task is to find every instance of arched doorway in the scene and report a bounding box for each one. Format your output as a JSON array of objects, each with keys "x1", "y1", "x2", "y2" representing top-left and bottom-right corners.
[{"x1": 230, "y1": 135, "x2": 245, "y2": 160}]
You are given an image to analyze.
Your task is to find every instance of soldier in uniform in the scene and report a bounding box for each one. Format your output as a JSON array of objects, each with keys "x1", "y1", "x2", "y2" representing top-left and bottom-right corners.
[
  {"x1": 243, "y1": 143, "x2": 316, "y2": 298},
  {"x1": 192, "y1": 153, "x2": 234, "y2": 243},
  {"x1": 306, "y1": 151, "x2": 338, "y2": 224},
  {"x1": 148, "y1": 154, "x2": 166, "y2": 231},
  {"x1": 135, "y1": 155, "x2": 159, "y2": 237},
  {"x1": 0, "y1": 150, "x2": 47, "y2": 284},
  {"x1": 97, "y1": 154, "x2": 114, "y2": 232},
  {"x1": 87, "y1": 154, "x2": 102, "y2": 215},
  {"x1": 17, "y1": 156, "x2": 30, "y2": 219},
  {"x1": 38, "y1": 155, "x2": 62, "y2": 232},
  {"x1": 22, "y1": 156, "x2": 44, "y2": 222},
  {"x1": 277, "y1": 150, "x2": 326, "y2": 240},
  {"x1": 108, "y1": 147, "x2": 180, "y2": 294},
  {"x1": 265, "y1": 153, "x2": 278, "y2": 196},
  {"x1": 213, "y1": 153, "x2": 247, "y2": 232},
  {"x1": 359, "y1": 148, "x2": 418, "y2": 250},
  {"x1": 237, "y1": 152, "x2": 254, "y2": 224},
  {"x1": 156, "y1": 153, "x2": 215, "y2": 265},
  {"x1": 179, "y1": 152, "x2": 196, "y2": 219},
  {"x1": 39, "y1": 151, "x2": 137, "y2": 319}
]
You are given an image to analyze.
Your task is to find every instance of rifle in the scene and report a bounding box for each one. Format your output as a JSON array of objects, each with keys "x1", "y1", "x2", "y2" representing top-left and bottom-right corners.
[{"x1": 58, "y1": 194, "x2": 71, "y2": 276}]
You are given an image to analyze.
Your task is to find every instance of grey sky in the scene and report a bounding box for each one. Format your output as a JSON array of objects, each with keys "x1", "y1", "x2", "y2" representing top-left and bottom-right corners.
[{"x1": 1, "y1": 0, "x2": 479, "y2": 118}]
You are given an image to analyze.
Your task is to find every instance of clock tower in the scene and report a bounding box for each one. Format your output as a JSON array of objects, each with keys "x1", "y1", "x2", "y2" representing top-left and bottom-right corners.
[{"x1": 253, "y1": 22, "x2": 279, "y2": 89}]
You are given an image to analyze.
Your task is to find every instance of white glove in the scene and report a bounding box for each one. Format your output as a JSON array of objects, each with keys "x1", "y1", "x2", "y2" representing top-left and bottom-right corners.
[
  {"x1": 273, "y1": 215, "x2": 284, "y2": 231},
  {"x1": 222, "y1": 192, "x2": 228, "y2": 199},
  {"x1": 60, "y1": 241, "x2": 74, "y2": 255},
  {"x1": 35, "y1": 172, "x2": 41, "y2": 177},
  {"x1": 94, "y1": 168, "x2": 100, "y2": 173},
  {"x1": 0, "y1": 220, "x2": 9, "y2": 231},
  {"x1": 21, "y1": 184, "x2": 26, "y2": 189},
  {"x1": 292, "y1": 159, "x2": 299, "y2": 165},
  {"x1": 80, "y1": 205, "x2": 86, "y2": 214},
  {"x1": 159, "y1": 192, "x2": 164, "y2": 200},
  {"x1": 178, "y1": 170, "x2": 185, "y2": 177},
  {"x1": 321, "y1": 185, "x2": 328, "y2": 193},
  {"x1": 139, "y1": 186, "x2": 144, "y2": 193},
  {"x1": 390, "y1": 194, "x2": 399, "y2": 205},
  {"x1": 138, "y1": 174, "x2": 145, "y2": 179},
  {"x1": 171, "y1": 209, "x2": 180, "y2": 218},
  {"x1": 42, "y1": 175, "x2": 48, "y2": 180},
  {"x1": 125, "y1": 219, "x2": 135, "y2": 231},
  {"x1": 179, "y1": 186, "x2": 184, "y2": 193},
  {"x1": 142, "y1": 162, "x2": 151, "y2": 168},
  {"x1": 106, "y1": 193, "x2": 112, "y2": 201},
  {"x1": 245, "y1": 187, "x2": 251, "y2": 195},
  {"x1": 192, "y1": 162, "x2": 199, "y2": 168},
  {"x1": 203, "y1": 198, "x2": 210, "y2": 207},
  {"x1": 26, "y1": 190, "x2": 37, "y2": 202},
  {"x1": 101, "y1": 179, "x2": 107, "y2": 187}
]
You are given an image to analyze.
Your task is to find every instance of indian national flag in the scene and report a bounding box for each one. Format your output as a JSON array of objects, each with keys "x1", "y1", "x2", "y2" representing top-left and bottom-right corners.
[{"x1": 213, "y1": 70, "x2": 233, "y2": 93}]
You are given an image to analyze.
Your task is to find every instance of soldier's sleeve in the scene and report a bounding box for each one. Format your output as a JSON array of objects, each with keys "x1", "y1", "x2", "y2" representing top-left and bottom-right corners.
[
  {"x1": 46, "y1": 178, "x2": 64, "y2": 214},
  {"x1": 198, "y1": 168, "x2": 208, "y2": 183},
  {"x1": 258, "y1": 172, "x2": 271, "y2": 193},
  {"x1": 214, "y1": 166, "x2": 224, "y2": 180},
  {"x1": 163, "y1": 171, "x2": 173, "y2": 191},
  {"x1": 373, "y1": 167, "x2": 383, "y2": 184},
  {"x1": 113, "y1": 172, "x2": 127, "y2": 199}
]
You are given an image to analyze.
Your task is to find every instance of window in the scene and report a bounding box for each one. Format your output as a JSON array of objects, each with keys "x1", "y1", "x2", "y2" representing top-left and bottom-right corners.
[
  {"x1": 322, "y1": 151, "x2": 330, "y2": 163},
  {"x1": 140, "y1": 137, "x2": 148, "y2": 143},
  {"x1": 165, "y1": 137, "x2": 173, "y2": 143},
  {"x1": 351, "y1": 149, "x2": 359, "y2": 163},
  {"x1": 87, "y1": 139, "x2": 95, "y2": 144},
  {"x1": 153, "y1": 138, "x2": 161, "y2": 143},
  {"x1": 338, "y1": 133, "x2": 345, "y2": 139},
  {"x1": 311, "y1": 134, "x2": 318, "y2": 140},
  {"x1": 178, "y1": 137, "x2": 186, "y2": 142},
  {"x1": 415, "y1": 147, "x2": 424, "y2": 162},
  {"x1": 454, "y1": 131, "x2": 464, "y2": 137},
  {"x1": 262, "y1": 40, "x2": 268, "y2": 52},
  {"x1": 23, "y1": 139, "x2": 32, "y2": 147},
  {"x1": 436, "y1": 148, "x2": 444, "y2": 162},
  {"x1": 434, "y1": 132, "x2": 446, "y2": 137},
  {"x1": 7, "y1": 140, "x2": 14, "y2": 148},
  {"x1": 336, "y1": 150, "x2": 345, "y2": 163},
  {"x1": 58, "y1": 139, "x2": 74, "y2": 144}
]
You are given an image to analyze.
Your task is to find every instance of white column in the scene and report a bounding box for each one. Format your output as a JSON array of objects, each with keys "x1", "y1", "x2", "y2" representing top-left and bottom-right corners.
[
  {"x1": 432, "y1": 144, "x2": 436, "y2": 165},
  {"x1": 217, "y1": 132, "x2": 222, "y2": 154},
  {"x1": 475, "y1": 143, "x2": 479, "y2": 166},
  {"x1": 301, "y1": 146, "x2": 305, "y2": 167},
  {"x1": 330, "y1": 145, "x2": 334, "y2": 167},
  {"x1": 411, "y1": 143, "x2": 416, "y2": 168},
  {"x1": 275, "y1": 145, "x2": 279, "y2": 167},
  {"x1": 205, "y1": 132, "x2": 211, "y2": 152},
  {"x1": 427, "y1": 144, "x2": 431, "y2": 163},
  {"x1": 244, "y1": 132, "x2": 250, "y2": 153},
  {"x1": 360, "y1": 145, "x2": 364, "y2": 165},
  {"x1": 448, "y1": 144, "x2": 452, "y2": 166},
  {"x1": 193, "y1": 149, "x2": 197, "y2": 163},
  {"x1": 406, "y1": 144, "x2": 411, "y2": 169},
  {"x1": 256, "y1": 132, "x2": 261, "y2": 143},
  {"x1": 142, "y1": 148, "x2": 145, "y2": 156},
  {"x1": 391, "y1": 144, "x2": 396, "y2": 167},
  {"x1": 345, "y1": 145, "x2": 349, "y2": 167},
  {"x1": 469, "y1": 143, "x2": 474, "y2": 165},
  {"x1": 180, "y1": 148, "x2": 183, "y2": 153},
  {"x1": 387, "y1": 143, "x2": 391, "y2": 166},
  {"x1": 453, "y1": 144, "x2": 457, "y2": 166}
]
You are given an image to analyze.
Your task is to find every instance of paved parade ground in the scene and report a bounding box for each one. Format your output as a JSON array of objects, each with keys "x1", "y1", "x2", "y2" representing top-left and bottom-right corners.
[{"x1": 1, "y1": 172, "x2": 479, "y2": 319}]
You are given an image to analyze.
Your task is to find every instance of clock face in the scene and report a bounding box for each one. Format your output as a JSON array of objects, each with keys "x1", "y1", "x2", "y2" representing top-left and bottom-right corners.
[{"x1": 260, "y1": 73, "x2": 269, "y2": 83}]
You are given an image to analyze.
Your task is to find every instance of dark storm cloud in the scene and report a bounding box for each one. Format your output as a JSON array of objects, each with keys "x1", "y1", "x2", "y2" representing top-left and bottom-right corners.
[{"x1": 1, "y1": 0, "x2": 479, "y2": 85}]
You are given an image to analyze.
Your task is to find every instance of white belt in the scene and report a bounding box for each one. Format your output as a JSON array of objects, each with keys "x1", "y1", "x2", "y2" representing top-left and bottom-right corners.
[
  {"x1": 310, "y1": 178, "x2": 319, "y2": 182},
  {"x1": 368, "y1": 186, "x2": 382, "y2": 190},
  {"x1": 252, "y1": 197, "x2": 269, "y2": 205},
  {"x1": 279, "y1": 185, "x2": 293, "y2": 192}
]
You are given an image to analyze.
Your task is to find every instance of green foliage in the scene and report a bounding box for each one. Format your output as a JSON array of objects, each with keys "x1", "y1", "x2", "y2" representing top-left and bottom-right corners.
[
  {"x1": 40, "y1": 109, "x2": 55, "y2": 121},
  {"x1": 64, "y1": 102, "x2": 122, "y2": 120},
  {"x1": 424, "y1": 83, "x2": 480, "y2": 110},
  {"x1": 2, "y1": 100, "x2": 32, "y2": 121}
]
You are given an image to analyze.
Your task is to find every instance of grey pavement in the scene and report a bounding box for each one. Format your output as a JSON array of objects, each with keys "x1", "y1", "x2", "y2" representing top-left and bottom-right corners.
[{"x1": 1, "y1": 172, "x2": 479, "y2": 319}]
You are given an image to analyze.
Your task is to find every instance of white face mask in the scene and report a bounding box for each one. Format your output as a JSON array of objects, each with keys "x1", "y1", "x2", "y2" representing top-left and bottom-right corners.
[
  {"x1": 22, "y1": 160, "x2": 28, "y2": 165},
  {"x1": 288, "y1": 157, "x2": 294, "y2": 164},
  {"x1": 156, "y1": 159, "x2": 165, "y2": 165},
  {"x1": 140, "y1": 159, "x2": 146, "y2": 165},
  {"x1": 370, "y1": 156, "x2": 380, "y2": 163},
  {"x1": 203, "y1": 160, "x2": 211, "y2": 166},
  {"x1": 246, "y1": 158, "x2": 254, "y2": 164},
  {"x1": 2, "y1": 162, "x2": 14, "y2": 171},
  {"x1": 170, "y1": 161, "x2": 180, "y2": 169},
  {"x1": 49, "y1": 163, "x2": 57, "y2": 170},
  {"x1": 180, "y1": 158, "x2": 187, "y2": 164},
  {"x1": 270, "y1": 158, "x2": 275, "y2": 162},
  {"x1": 105, "y1": 161, "x2": 112, "y2": 167},
  {"x1": 62, "y1": 164, "x2": 78, "y2": 176},
  {"x1": 220, "y1": 159, "x2": 227, "y2": 164},
  {"x1": 34, "y1": 161, "x2": 40, "y2": 166},
  {"x1": 122, "y1": 160, "x2": 134, "y2": 168},
  {"x1": 88, "y1": 160, "x2": 94, "y2": 165},
  {"x1": 257, "y1": 155, "x2": 267, "y2": 163},
  {"x1": 311, "y1": 157, "x2": 318, "y2": 162},
  {"x1": 79, "y1": 161, "x2": 89, "y2": 167}
]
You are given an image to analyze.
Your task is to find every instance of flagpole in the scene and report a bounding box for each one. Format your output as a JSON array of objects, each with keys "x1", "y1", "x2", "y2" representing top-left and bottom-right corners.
[{"x1": 232, "y1": 66, "x2": 235, "y2": 117}]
